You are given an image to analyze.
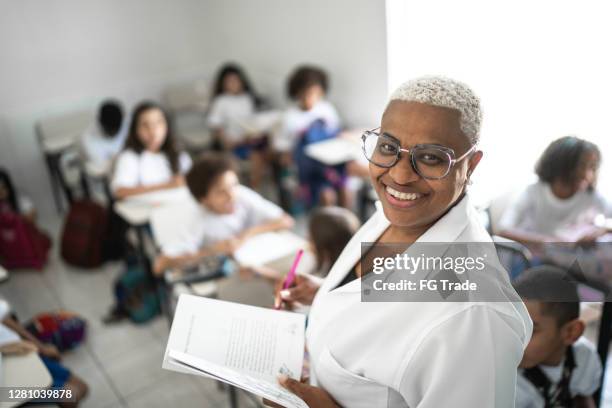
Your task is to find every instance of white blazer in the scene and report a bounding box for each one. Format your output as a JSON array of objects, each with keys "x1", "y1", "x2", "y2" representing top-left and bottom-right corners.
[{"x1": 306, "y1": 195, "x2": 533, "y2": 408}]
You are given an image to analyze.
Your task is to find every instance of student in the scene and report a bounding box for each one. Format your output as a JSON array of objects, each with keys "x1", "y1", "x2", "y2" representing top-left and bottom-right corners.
[
  {"x1": 80, "y1": 99, "x2": 128, "y2": 171},
  {"x1": 499, "y1": 136, "x2": 610, "y2": 245},
  {"x1": 153, "y1": 153, "x2": 294, "y2": 275},
  {"x1": 273, "y1": 65, "x2": 347, "y2": 207},
  {"x1": 0, "y1": 299, "x2": 88, "y2": 407},
  {"x1": 208, "y1": 63, "x2": 266, "y2": 187},
  {"x1": 111, "y1": 101, "x2": 192, "y2": 199},
  {"x1": 273, "y1": 206, "x2": 361, "y2": 309},
  {"x1": 514, "y1": 266, "x2": 602, "y2": 408}
]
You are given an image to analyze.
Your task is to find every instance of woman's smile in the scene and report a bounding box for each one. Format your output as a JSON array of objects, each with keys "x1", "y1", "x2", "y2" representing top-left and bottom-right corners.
[{"x1": 382, "y1": 183, "x2": 429, "y2": 209}]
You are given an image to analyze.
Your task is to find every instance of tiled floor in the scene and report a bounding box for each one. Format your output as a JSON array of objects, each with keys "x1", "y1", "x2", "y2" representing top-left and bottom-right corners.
[{"x1": 2, "y1": 215, "x2": 612, "y2": 407}]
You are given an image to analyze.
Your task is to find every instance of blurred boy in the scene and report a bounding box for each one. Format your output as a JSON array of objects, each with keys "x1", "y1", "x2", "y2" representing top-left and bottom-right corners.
[
  {"x1": 514, "y1": 266, "x2": 602, "y2": 408},
  {"x1": 153, "y1": 153, "x2": 294, "y2": 275}
]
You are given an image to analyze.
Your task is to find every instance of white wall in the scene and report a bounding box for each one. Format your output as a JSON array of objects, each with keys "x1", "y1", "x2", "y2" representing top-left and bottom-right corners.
[
  {"x1": 386, "y1": 0, "x2": 612, "y2": 206},
  {"x1": 196, "y1": 0, "x2": 389, "y2": 129},
  {"x1": 0, "y1": 0, "x2": 216, "y2": 217},
  {"x1": 0, "y1": 0, "x2": 389, "y2": 217}
]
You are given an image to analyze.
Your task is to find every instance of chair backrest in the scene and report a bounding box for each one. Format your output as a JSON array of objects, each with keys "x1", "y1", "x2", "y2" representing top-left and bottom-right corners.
[
  {"x1": 491, "y1": 235, "x2": 533, "y2": 280},
  {"x1": 36, "y1": 110, "x2": 93, "y2": 153},
  {"x1": 487, "y1": 189, "x2": 523, "y2": 235},
  {"x1": 162, "y1": 79, "x2": 210, "y2": 114}
]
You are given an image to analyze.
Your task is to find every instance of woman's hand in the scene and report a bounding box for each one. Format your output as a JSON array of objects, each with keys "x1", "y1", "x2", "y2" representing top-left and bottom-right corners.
[
  {"x1": 0, "y1": 340, "x2": 38, "y2": 355},
  {"x1": 274, "y1": 274, "x2": 323, "y2": 310},
  {"x1": 264, "y1": 375, "x2": 339, "y2": 408}
]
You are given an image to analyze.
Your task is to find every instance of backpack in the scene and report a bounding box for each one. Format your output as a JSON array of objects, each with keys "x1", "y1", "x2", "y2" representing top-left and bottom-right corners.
[
  {"x1": 293, "y1": 120, "x2": 345, "y2": 207},
  {"x1": 60, "y1": 199, "x2": 108, "y2": 268},
  {"x1": 26, "y1": 311, "x2": 87, "y2": 351},
  {"x1": 0, "y1": 208, "x2": 51, "y2": 270},
  {"x1": 113, "y1": 260, "x2": 161, "y2": 324}
]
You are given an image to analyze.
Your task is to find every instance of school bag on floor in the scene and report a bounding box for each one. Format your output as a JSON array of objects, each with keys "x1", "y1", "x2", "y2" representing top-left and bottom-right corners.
[
  {"x1": 113, "y1": 258, "x2": 161, "y2": 324},
  {"x1": 26, "y1": 311, "x2": 87, "y2": 351},
  {"x1": 0, "y1": 207, "x2": 51, "y2": 270},
  {"x1": 60, "y1": 199, "x2": 108, "y2": 268}
]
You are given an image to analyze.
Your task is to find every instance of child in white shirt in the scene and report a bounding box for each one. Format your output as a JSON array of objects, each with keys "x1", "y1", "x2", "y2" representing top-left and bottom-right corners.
[
  {"x1": 514, "y1": 266, "x2": 602, "y2": 408},
  {"x1": 208, "y1": 63, "x2": 266, "y2": 187},
  {"x1": 112, "y1": 101, "x2": 192, "y2": 199},
  {"x1": 499, "y1": 136, "x2": 610, "y2": 245},
  {"x1": 272, "y1": 66, "x2": 347, "y2": 208},
  {"x1": 80, "y1": 99, "x2": 128, "y2": 172},
  {"x1": 153, "y1": 153, "x2": 294, "y2": 275}
]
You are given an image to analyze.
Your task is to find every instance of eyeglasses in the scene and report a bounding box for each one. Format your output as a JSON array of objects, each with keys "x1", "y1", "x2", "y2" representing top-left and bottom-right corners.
[{"x1": 361, "y1": 128, "x2": 476, "y2": 180}]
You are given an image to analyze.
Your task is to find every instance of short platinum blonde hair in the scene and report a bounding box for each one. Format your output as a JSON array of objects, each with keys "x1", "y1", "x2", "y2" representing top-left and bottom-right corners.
[{"x1": 389, "y1": 76, "x2": 482, "y2": 144}]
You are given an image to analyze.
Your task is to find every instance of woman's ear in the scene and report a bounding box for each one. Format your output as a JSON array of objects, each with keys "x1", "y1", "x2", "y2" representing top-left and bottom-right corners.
[
  {"x1": 561, "y1": 318, "x2": 585, "y2": 346},
  {"x1": 467, "y1": 150, "x2": 483, "y2": 176}
]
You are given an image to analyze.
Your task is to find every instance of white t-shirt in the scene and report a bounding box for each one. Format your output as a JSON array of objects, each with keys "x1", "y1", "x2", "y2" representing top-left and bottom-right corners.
[
  {"x1": 0, "y1": 299, "x2": 20, "y2": 347},
  {"x1": 516, "y1": 337, "x2": 602, "y2": 408},
  {"x1": 207, "y1": 94, "x2": 255, "y2": 144},
  {"x1": 80, "y1": 121, "x2": 128, "y2": 169},
  {"x1": 161, "y1": 185, "x2": 284, "y2": 257},
  {"x1": 273, "y1": 100, "x2": 341, "y2": 152},
  {"x1": 499, "y1": 182, "x2": 611, "y2": 238},
  {"x1": 111, "y1": 149, "x2": 192, "y2": 192}
]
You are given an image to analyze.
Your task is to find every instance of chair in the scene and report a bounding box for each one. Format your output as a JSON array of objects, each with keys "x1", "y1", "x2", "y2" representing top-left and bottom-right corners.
[
  {"x1": 491, "y1": 235, "x2": 533, "y2": 280},
  {"x1": 35, "y1": 110, "x2": 93, "y2": 212},
  {"x1": 162, "y1": 79, "x2": 213, "y2": 153}
]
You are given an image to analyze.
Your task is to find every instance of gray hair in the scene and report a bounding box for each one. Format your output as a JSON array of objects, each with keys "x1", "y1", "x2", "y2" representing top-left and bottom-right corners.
[{"x1": 389, "y1": 76, "x2": 482, "y2": 144}]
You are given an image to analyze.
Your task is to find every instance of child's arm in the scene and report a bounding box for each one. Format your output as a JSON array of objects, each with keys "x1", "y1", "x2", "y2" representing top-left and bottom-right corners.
[
  {"x1": 574, "y1": 395, "x2": 597, "y2": 408},
  {"x1": 153, "y1": 238, "x2": 241, "y2": 276},
  {"x1": 2, "y1": 316, "x2": 61, "y2": 359},
  {"x1": 239, "y1": 215, "x2": 295, "y2": 241},
  {"x1": 497, "y1": 228, "x2": 556, "y2": 246},
  {"x1": 114, "y1": 175, "x2": 185, "y2": 200}
]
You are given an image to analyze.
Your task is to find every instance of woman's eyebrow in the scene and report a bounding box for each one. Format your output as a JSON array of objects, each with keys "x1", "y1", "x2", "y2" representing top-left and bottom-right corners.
[{"x1": 381, "y1": 131, "x2": 450, "y2": 149}]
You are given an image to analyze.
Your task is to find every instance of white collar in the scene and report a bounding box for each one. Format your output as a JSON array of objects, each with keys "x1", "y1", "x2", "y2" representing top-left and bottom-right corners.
[{"x1": 322, "y1": 195, "x2": 473, "y2": 294}]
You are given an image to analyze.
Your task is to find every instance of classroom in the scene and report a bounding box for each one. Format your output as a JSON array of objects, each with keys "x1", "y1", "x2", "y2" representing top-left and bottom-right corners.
[{"x1": 1, "y1": 0, "x2": 611, "y2": 407}]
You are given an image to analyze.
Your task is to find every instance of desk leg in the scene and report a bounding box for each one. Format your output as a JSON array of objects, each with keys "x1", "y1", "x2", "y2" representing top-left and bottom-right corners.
[
  {"x1": 595, "y1": 301, "x2": 612, "y2": 406},
  {"x1": 229, "y1": 386, "x2": 238, "y2": 408},
  {"x1": 44, "y1": 153, "x2": 64, "y2": 213}
]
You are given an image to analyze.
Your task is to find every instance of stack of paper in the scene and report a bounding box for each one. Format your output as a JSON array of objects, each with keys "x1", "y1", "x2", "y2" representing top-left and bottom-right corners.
[
  {"x1": 163, "y1": 295, "x2": 308, "y2": 408},
  {"x1": 233, "y1": 231, "x2": 307, "y2": 269}
]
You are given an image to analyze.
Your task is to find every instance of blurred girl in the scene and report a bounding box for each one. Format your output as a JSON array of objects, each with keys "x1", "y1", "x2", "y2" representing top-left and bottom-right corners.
[
  {"x1": 499, "y1": 136, "x2": 610, "y2": 245},
  {"x1": 273, "y1": 206, "x2": 361, "y2": 309},
  {"x1": 208, "y1": 63, "x2": 266, "y2": 187},
  {"x1": 111, "y1": 101, "x2": 192, "y2": 199}
]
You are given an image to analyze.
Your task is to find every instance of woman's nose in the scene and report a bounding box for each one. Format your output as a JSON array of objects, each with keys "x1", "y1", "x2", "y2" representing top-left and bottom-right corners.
[{"x1": 388, "y1": 155, "x2": 420, "y2": 184}]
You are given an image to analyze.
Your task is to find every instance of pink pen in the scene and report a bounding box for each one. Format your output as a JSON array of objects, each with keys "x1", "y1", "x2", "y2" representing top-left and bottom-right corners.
[{"x1": 275, "y1": 249, "x2": 304, "y2": 309}]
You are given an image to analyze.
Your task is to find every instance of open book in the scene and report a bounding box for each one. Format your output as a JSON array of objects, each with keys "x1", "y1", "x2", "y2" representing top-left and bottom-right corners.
[{"x1": 163, "y1": 294, "x2": 308, "y2": 408}]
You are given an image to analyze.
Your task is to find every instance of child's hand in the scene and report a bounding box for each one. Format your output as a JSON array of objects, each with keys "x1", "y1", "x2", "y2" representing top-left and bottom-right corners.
[
  {"x1": 0, "y1": 340, "x2": 38, "y2": 355},
  {"x1": 39, "y1": 344, "x2": 61, "y2": 360},
  {"x1": 575, "y1": 228, "x2": 606, "y2": 248},
  {"x1": 274, "y1": 274, "x2": 322, "y2": 309},
  {"x1": 169, "y1": 175, "x2": 186, "y2": 188},
  {"x1": 212, "y1": 238, "x2": 241, "y2": 255}
]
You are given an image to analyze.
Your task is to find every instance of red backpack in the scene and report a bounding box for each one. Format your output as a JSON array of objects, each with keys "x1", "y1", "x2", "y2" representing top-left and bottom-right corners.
[
  {"x1": 60, "y1": 200, "x2": 108, "y2": 268},
  {"x1": 0, "y1": 210, "x2": 51, "y2": 270}
]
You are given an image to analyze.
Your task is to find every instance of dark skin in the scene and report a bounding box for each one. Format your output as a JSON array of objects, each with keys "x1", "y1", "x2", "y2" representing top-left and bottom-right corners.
[{"x1": 267, "y1": 100, "x2": 483, "y2": 407}]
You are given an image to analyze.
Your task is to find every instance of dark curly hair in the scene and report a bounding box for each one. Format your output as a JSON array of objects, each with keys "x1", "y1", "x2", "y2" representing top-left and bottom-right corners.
[
  {"x1": 212, "y1": 63, "x2": 262, "y2": 108},
  {"x1": 535, "y1": 136, "x2": 600, "y2": 188},
  {"x1": 123, "y1": 101, "x2": 181, "y2": 174},
  {"x1": 287, "y1": 65, "x2": 329, "y2": 100}
]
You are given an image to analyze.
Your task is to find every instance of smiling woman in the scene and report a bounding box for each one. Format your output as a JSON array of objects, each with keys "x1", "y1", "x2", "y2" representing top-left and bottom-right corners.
[{"x1": 272, "y1": 76, "x2": 533, "y2": 408}]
